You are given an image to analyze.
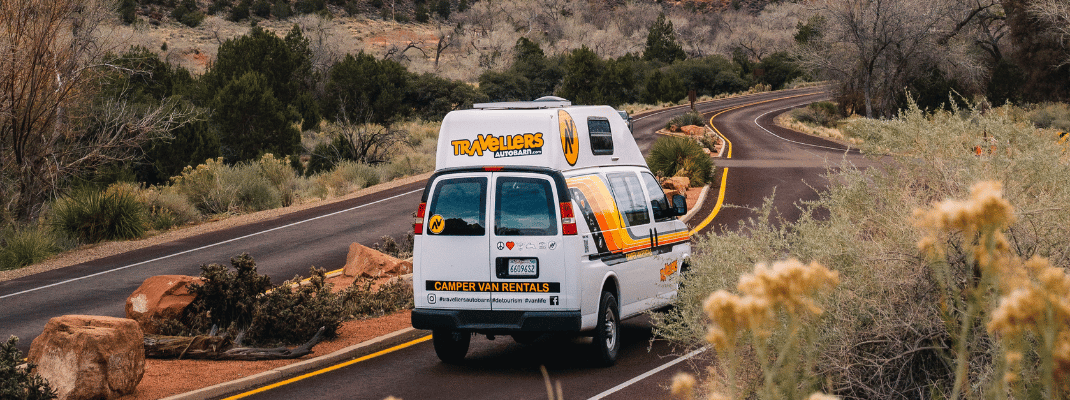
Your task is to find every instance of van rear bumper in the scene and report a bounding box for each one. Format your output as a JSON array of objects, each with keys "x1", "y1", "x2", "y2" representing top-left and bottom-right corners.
[{"x1": 412, "y1": 309, "x2": 582, "y2": 333}]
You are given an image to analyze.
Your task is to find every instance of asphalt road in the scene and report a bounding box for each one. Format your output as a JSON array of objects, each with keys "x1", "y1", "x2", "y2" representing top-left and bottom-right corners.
[
  {"x1": 226, "y1": 88, "x2": 869, "y2": 400},
  {"x1": 0, "y1": 87, "x2": 857, "y2": 399}
]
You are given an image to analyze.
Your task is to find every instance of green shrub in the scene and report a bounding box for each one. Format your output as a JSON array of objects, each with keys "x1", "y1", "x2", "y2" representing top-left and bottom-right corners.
[
  {"x1": 666, "y1": 111, "x2": 704, "y2": 129},
  {"x1": 140, "y1": 187, "x2": 202, "y2": 231},
  {"x1": 254, "y1": 154, "x2": 299, "y2": 207},
  {"x1": 1025, "y1": 102, "x2": 1070, "y2": 131},
  {"x1": 341, "y1": 277, "x2": 414, "y2": 318},
  {"x1": 379, "y1": 154, "x2": 434, "y2": 182},
  {"x1": 246, "y1": 267, "x2": 345, "y2": 345},
  {"x1": 312, "y1": 160, "x2": 381, "y2": 198},
  {"x1": 791, "y1": 101, "x2": 841, "y2": 128},
  {"x1": 52, "y1": 185, "x2": 147, "y2": 243},
  {"x1": 646, "y1": 136, "x2": 714, "y2": 186},
  {"x1": 0, "y1": 224, "x2": 60, "y2": 271},
  {"x1": 170, "y1": 254, "x2": 352, "y2": 346},
  {"x1": 0, "y1": 336, "x2": 56, "y2": 400},
  {"x1": 186, "y1": 253, "x2": 274, "y2": 333},
  {"x1": 171, "y1": 158, "x2": 285, "y2": 214}
]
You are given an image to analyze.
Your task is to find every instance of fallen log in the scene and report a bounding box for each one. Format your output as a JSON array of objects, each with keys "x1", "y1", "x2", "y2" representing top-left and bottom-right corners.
[{"x1": 144, "y1": 326, "x2": 325, "y2": 360}]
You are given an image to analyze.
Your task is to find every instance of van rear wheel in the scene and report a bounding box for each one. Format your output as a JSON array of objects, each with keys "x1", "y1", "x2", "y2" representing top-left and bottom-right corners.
[
  {"x1": 433, "y1": 330, "x2": 470, "y2": 364},
  {"x1": 592, "y1": 291, "x2": 620, "y2": 366}
]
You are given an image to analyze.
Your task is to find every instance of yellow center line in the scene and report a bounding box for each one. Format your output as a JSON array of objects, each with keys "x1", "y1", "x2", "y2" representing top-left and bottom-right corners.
[
  {"x1": 687, "y1": 91, "x2": 824, "y2": 236},
  {"x1": 223, "y1": 334, "x2": 432, "y2": 399}
]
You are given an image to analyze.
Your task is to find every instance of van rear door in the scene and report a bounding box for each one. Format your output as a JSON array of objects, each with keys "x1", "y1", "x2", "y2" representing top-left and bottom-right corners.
[
  {"x1": 488, "y1": 172, "x2": 569, "y2": 310},
  {"x1": 420, "y1": 173, "x2": 491, "y2": 310}
]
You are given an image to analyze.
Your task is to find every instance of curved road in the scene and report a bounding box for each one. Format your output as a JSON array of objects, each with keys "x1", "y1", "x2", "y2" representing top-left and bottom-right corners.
[{"x1": 0, "y1": 87, "x2": 870, "y2": 399}]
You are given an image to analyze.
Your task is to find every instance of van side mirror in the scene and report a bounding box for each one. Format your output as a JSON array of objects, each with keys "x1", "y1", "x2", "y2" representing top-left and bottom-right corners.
[{"x1": 672, "y1": 194, "x2": 687, "y2": 217}]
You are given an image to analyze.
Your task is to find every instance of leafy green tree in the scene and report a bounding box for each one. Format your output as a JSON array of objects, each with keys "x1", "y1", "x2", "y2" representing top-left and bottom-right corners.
[
  {"x1": 119, "y1": 0, "x2": 137, "y2": 24},
  {"x1": 212, "y1": 72, "x2": 300, "y2": 162},
  {"x1": 640, "y1": 69, "x2": 685, "y2": 104},
  {"x1": 643, "y1": 13, "x2": 686, "y2": 65},
  {"x1": 171, "y1": 0, "x2": 204, "y2": 28},
  {"x1": 407, "y1": 73, "x2": 487, "y2": 120},
  {"x1": 478, "y1": 70, "x2": 530, "y2": 102},
  {"x1": 205, "y1": 26, "x2": 313, "y2": 112},
  {"x1": 322, "y1": 52, "x2": 410, "y2": 125},
  {"x1": 434, "y1": 0, "x2": 451, "y2": 19},
  {"x1": 755, "y1": 52, "x2": 804, "y2": 90},
  {"x1": 415, "y1": 4, "x2": 430, "y2": 22},
  {"x1": 102, "y1": 47, "x2": 219, "y2": 185},
  {"x1": 596, "y1": 55, "x2": 645, "y2": 106},
  {"x1": 557, "y1": 46, "x2": 605, "y2": 105},
  {"x1": 668, "y1": 55, "x2": 745, "y2": 98}
]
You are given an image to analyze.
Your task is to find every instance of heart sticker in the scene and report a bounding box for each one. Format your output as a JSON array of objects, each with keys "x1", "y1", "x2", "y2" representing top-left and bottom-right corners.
[{"x1": 506, "y1": 241, "x2": 515, "y2": 250}]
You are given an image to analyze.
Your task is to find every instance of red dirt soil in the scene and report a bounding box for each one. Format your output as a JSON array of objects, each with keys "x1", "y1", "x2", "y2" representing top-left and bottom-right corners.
[{"x1": 117, "y1": 310, "x2": 413, "y2": 400}]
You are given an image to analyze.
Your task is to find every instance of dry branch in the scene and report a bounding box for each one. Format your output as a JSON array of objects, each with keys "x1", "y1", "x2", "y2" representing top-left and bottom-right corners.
[{"x1": 144, "y1": 327, "x2": 326, "y2": 360}]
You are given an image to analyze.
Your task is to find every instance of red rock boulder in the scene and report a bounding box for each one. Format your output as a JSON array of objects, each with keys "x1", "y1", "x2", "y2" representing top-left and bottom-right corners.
[
  {"x1": 680, "y1": 125, "x2": 706, "y2": 137},
  {"x1": 343, "y1": 243, "x2": 413, "y2": 279},
  {"x1": 28, "y1": 315, "x2": 145, "y2": 400},
  {"x1": 126, "y1": 275, "x2": 201, "y2": 334},
  {"x1": 661, "y1": 176, "x2": 691, "y2": 199}
]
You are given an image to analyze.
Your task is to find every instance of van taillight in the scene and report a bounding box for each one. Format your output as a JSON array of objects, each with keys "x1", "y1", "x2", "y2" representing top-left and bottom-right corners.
[
  {"x1": 560, "y1": 202, "x2": 577, "y2": 235},
  {"x1": 414, "y1": 202, "x2": 426, "y2": 235}
]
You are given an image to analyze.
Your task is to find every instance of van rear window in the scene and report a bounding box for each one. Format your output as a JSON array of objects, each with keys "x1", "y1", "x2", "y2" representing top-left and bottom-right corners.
[
  {"x1": 428, "y1": 177, "x2": 487, "y2": 235},
  {"x1": 495, "y1": 177, "x2": 557, "y2": 236}
]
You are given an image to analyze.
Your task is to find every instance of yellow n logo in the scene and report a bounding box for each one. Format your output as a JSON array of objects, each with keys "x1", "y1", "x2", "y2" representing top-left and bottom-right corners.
[
  {"x1": 428, "y1": 215, "x2": 445, "y2": 234},
  {"x1": 559, "y1": 110, "x2": 579, "y2": 166}
]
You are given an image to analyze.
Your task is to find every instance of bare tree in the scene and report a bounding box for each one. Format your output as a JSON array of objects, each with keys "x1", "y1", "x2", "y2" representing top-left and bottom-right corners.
[
  {"x1": 0, "y1": 0, "x2": 193, "y2": 221},
  {"x1": 801, "y1": 0, "x2": 962, "y2": 117},
  {"x1": 1029, "y1": 0, "x2": 1070, "y2": 64}
]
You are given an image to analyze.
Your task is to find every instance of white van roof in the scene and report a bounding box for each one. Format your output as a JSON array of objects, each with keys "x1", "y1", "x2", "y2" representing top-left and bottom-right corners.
[{"x1": 435, "y1": 100, "x2": 646, "y2": 172}]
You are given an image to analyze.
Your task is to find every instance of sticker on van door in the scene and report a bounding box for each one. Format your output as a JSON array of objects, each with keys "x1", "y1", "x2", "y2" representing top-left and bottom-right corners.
[
  {"x1": 450, "y1": 133, "x2": 544, "y2": 158},
  {"x1": 427, "y1": 214, "x2": 445, "y2": 234},
  {"x1": 559, "y1": 110, "x2": 579, "y2": 166}
]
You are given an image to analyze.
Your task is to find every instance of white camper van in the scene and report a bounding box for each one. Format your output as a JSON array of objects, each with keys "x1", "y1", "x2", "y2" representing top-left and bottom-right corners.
[{"x1": 412, "y1": 97, "x2": 691, "y2": 365}]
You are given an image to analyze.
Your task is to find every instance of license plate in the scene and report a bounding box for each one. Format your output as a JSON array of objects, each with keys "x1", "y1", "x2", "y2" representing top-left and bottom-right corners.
[{"x1": 508, "y1": 258, "x2": 538, "y2": 276}]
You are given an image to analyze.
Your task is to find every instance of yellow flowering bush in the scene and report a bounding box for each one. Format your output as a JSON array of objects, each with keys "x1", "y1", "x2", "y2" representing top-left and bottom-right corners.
[{"x1": 674, "y1": 259, "x2": 839, "y2": 400}]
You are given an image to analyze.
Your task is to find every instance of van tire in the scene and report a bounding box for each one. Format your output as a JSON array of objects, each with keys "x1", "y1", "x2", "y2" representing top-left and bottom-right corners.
[
  {"x1": 593, "y1": 291, "x2": 620, "y2": 366},
  {"x1": 433, "y1": 330, "x2": 470, "y2": 364}
]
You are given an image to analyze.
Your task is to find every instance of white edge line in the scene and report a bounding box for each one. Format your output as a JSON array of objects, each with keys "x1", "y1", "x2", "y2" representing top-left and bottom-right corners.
[
  {"x1": 0, "y1": 188, "x2": 424, "y2": 300},
  {"x1": 586, "y1": 346, "x2": 708, "y2": 400},
  {"x1": 753, "y1": 104, "x2": 857, "y2": 154}
]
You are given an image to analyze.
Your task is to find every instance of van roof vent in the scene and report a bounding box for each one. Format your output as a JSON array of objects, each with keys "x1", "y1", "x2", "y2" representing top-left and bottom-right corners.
[{"x1": 473, "y1": 97, "x2": 572, "y2": 110}]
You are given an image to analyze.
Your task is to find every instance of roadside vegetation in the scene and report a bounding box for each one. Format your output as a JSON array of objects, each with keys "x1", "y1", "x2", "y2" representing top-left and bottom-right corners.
[
  {"x1": 658, "y1": 100, "x2": 1070, "y2": 399},
  {"x1": 157, "y1": 252, "x2": 413, "y2": 346}
]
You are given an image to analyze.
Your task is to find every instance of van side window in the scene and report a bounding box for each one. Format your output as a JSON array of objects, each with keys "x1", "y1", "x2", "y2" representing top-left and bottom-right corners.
[
  {"x1": 428, "y1": 177, "x2": 486, "y2": 235},
  {"x1": 588, "y1": 117, "x2": 614, "y2": 155},
  {"x1": 606, "y1": 172, "x2": 650, "y2": 227},
  {"x1": 641, "y1": 172, "x2": 673, "y2": 221},
  {"x1": 495, "y1": 177, "x2": 557, "y2": 236}
]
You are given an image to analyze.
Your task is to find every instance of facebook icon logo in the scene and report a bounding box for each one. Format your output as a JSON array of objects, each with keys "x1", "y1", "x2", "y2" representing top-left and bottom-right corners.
[{"x1": 550, "y1": 296, "x2": 559, "y2": 306}]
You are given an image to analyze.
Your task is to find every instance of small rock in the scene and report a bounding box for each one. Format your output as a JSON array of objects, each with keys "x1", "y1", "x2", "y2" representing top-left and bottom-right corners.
[
  {"x1": 29, "y1": 315, "x2": 145, "y2": 400},
  {"x1": 343, "y1": 243, "x2": 412, "y2": 279},
  {"x1": 126, "y1": 275, "x2": 202, "y2": 334}
]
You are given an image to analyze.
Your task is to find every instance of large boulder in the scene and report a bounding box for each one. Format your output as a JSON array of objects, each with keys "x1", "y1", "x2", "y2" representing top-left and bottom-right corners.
[
  {"x1": 28, "y1": 315, "x2": 145, "y2": 400},
  {"x1": 661, "y1": 176, "x2": 691, "y2": 199},
  {"x1": 343, "y1": 243, "x2": 413, "y2": 279},
  {"x1": 126, "y1": 275, "x2": 201, "y2": 334}
]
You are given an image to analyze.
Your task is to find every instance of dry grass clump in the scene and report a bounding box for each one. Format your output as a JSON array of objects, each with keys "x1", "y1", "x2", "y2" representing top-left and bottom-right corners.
[{"x1": 659, "y1": 101, "x2": 1070, "y2": 399}]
